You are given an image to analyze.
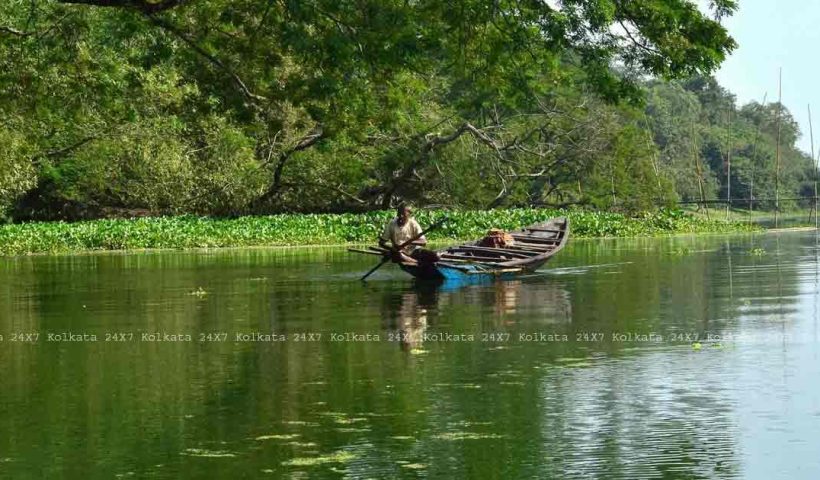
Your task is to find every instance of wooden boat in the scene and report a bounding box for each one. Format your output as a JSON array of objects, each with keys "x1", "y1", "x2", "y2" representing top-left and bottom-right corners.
[{"x1": 398, "y1": 217, "x2": 570, "y2": 281}]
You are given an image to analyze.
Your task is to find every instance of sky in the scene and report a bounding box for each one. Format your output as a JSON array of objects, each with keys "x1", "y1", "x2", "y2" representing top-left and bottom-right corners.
[{"x1": 713, "y1": 0, "x2": 820, "y2": 156}]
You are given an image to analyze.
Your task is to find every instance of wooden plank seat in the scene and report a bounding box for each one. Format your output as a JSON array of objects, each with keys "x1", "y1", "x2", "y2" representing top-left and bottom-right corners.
[
  {"x1": 503, "y1": 244, "x2": 554, "y2": 253},
  {"x1": 449, "y1": 246, "x2": 536, "y2": 258},
  {"x1": 511, "y1": 234, "x2": 561, "y2": 245},
  {"x1": 525, "y1": 227, "x2": 563, "y2": 233},
  {"x1": 513, "y1": 241, "x2": 559, "y2": 249},
  {"x1": 440, "y1": 253, "x2": 508, "y2": 263}
]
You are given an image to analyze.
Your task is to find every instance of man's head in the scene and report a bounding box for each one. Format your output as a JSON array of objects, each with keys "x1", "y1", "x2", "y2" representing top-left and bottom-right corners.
[{"x1": 397, "y1": 203, "x2": 412, "y2": 226}]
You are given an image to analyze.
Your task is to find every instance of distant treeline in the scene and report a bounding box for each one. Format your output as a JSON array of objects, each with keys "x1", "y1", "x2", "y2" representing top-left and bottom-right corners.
[{"x1": 5, "y1": 0, "x2": 807, "y2": 222}]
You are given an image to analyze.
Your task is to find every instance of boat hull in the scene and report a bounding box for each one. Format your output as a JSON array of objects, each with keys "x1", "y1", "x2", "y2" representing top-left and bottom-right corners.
[{"x1": 397, "y1": 217, "x2": 569, "y2": 281}]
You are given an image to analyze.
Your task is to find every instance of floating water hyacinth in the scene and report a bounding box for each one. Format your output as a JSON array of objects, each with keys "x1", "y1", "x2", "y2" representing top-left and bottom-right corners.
[
  {"x1": 0, "y1": 208, "x2": 758, "y2": 256},
  {"x1": 333, "y1": 417, "x2": 367, "y2": 424},
  {"x1": 255, "y1": 434, "x2": 300, "y2": 441},
  {"x1": 282, "y1": 421, "x2": 320, "y2": 427},
  {"x1": 433, "y1": 432, "x2": 505, "y2": 441},
  {"x1": 447, "y1": 421, "x2": 493, "y2": 427},
  {"x1": 181, "y1": 448, "x2": 236, "y2": 458},
  {"x1": 287, "y1": 442, "x2": 317, "y2": 448},
  {"x1": 282, "y1": 451, "x2": 356, "y2": 466},
  {"x1": 189, "y1": 287, "x2": 207, "y2": 297}
]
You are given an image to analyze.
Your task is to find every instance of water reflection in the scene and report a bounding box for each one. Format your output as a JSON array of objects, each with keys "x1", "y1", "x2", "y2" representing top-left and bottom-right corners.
[
  {"x1": 379, "y1": 278, "x2": 573, "y2": 351},
  {"x1": 534, "y1": 350, "x2": 741, "y2": 478},
  {"x1": 0, "y1": 232, "x2": 819, "y2": 478},
  {"x1": 435, "y1": 277, "x2": 573, "y2": 321},
  {"x1": 381, "y1": 288, "x2": 432, "y2": 351}
]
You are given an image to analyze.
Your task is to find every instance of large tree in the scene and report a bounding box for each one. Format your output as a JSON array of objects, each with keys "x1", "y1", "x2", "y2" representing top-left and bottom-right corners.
[{"x1": 1, "y1": 0, "x2": 737, "y2": 218}]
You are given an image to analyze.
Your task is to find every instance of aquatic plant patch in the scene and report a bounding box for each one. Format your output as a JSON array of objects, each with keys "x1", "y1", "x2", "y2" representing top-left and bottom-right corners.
[{"x1": 0, "y1": 208, "x2": 759, "y2": 256}]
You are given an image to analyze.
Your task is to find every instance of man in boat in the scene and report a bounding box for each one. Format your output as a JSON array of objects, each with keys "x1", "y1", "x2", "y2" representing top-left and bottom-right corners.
[{"x1": 379, "y1": 204, "x2": 440, "y2": 265}]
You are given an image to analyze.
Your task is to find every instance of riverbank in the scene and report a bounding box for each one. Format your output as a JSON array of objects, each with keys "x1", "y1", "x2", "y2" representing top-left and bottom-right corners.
[{"x1": 0, "y1": 209, "x2": 761, "y2": 256}]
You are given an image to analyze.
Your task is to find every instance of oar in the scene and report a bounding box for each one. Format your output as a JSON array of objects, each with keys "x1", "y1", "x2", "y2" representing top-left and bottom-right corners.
[
  {"x1": 348, "y1": 248, "x2": 384, "y2": 256},
  {"x1": 360, "y1": 217, "x2": 448, "y2": 281}
]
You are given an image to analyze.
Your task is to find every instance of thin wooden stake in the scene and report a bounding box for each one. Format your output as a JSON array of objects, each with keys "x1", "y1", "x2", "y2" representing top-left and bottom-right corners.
[
  {"x1": 749, "y1": 92, "x2": 767, "y2": 225},
  {"x1": 726, "y1": 109, "x2": 733, "y2": 220},
  {"x1": 775, "y1": 68, "x2": 783, "y2": 228},
  {"x1": 809, "y1": 104, "x2": 817, "y2": 229},
  {"x1": 691, "y1": 123, "x2": 709, "y2": 219},
  {"x1": 643, "y1": 114, "x2": 664, "y2": 202},
  {"x1": 610, "y1": 156, "x2": 617, "y2": 208}
]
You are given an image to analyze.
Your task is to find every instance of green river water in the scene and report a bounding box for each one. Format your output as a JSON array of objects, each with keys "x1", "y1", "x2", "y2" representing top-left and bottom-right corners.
[{"x1": 1, "y1": 231, "x2": 819, "y2": 479}]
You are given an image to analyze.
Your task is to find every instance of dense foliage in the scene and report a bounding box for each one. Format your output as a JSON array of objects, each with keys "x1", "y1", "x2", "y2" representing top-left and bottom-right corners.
[
  {"x1": 1, "y1": 1, "x2": 813, "y2": 224},
  {"x1": 646, "y1": 77, "x2": 816, "y2": 210},
  {"x1": 1, "y1": 0, "x2": 768, "y2": 222},
  {"x1": 0, "y1": 208, "x2": 759, "y2": 256}
]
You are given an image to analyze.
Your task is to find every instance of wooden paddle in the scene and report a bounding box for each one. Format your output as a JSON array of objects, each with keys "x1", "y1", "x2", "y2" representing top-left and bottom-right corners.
[
  {"x1": 347, "y1": 248, "x2": 384, "y2": 256},
  {"x1": 360, "y1": 217, "x2": 448, "y2": 281}
]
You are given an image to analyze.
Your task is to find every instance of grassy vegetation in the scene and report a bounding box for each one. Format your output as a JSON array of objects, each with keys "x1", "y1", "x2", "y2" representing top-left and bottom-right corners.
[{"x1": 0, "y1": 208, "x2": 761, "y2": 256}]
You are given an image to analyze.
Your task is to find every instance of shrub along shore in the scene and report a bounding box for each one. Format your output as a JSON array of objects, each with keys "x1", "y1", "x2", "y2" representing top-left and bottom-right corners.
[{"x1": 0, "y1": 209, "x2": 761, "y2": 256}]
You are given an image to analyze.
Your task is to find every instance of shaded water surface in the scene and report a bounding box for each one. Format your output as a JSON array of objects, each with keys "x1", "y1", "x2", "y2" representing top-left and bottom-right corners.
[{"x1": 1, "y1": 232, "x2": 819, "y2": 479}]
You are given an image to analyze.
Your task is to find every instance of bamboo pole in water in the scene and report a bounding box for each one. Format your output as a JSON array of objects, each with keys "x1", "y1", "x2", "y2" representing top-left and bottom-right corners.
[
  {"x1": 775, "y1": 68, "x2": 783, "y2": 228},
  {"x1": 691, "y1": 123, "x2": 709, "y2": 219},
  {"x1": 726, "y1": 109, "x2": 733, "y2": 220},
  {"x1": 643, "y1": 114, "x2": 664, "y2": 201},
  {"x1": 749, "y1": 92, "x2": 767, "y2": 225},
  {"x1": 610, "y1": 156, "x2": 617, "y2": 208},
  {"x1": 809, "y1": 104, "x2": 817, "y2": 229}
]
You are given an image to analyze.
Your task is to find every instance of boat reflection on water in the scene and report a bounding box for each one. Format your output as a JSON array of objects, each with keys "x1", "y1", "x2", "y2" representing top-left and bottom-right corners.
[
  {"x1": 483, "y1": 278, "x2": 571, "y2": 321},
  {"x1": 435, "y1": 275, "x2": 573, "y2": 323},
  {"x1": 381, "y1": 276, "x2": 572, "y2": 351},
  {"x1": 494, "y1": 279, "x2": 520, "y2": 316}
]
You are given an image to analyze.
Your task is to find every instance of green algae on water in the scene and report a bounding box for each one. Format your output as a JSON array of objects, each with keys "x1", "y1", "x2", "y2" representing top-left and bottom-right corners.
[
  {"x1": 282, "y1": 450, "x2": 356, "y2": 467},
  {"x1": 181, "y1": 448, "x2": 237, "y2": 458},
  {"x1": 433, "y1": 432, "x2": 504, "y2": 441},
  {"x1": 255, "y1": 434, "x2": 301, "y2": 441}
]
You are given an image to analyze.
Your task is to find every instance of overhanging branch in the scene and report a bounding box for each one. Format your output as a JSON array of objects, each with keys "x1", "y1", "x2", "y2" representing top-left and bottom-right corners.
[
  {"x1": 58, "y1": 0, "x2": 186, "y2": 13},
  {"x1": 255, "y1": 128, "x2": 325, "y2": 206},
  {"x1": 617, "y1": 20, "x2": 662, "y2": 56},
  {"x1": 145, "y1": 13, "x2": 267, "y2": 104},
  {"x1": 0, "y1": 25, "x2": 29, "y2": 36},
  {"x1": 1, "y1": 14, "x2": 72, "y2": 38}
]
